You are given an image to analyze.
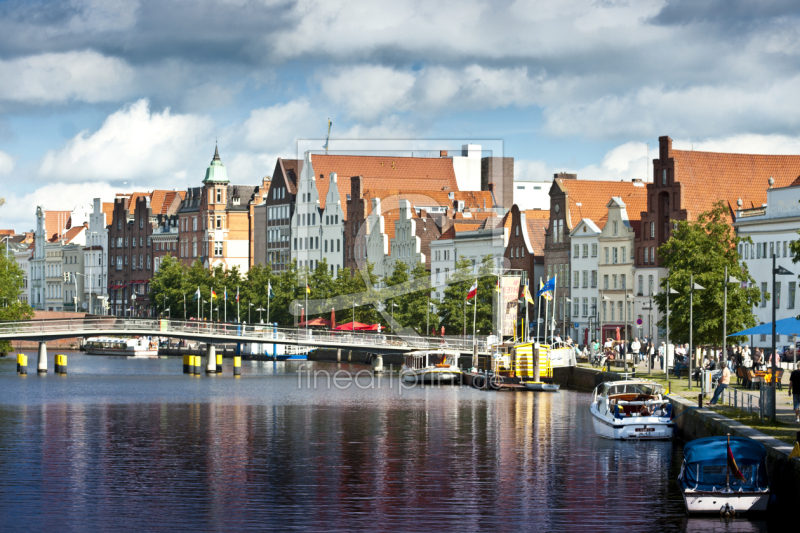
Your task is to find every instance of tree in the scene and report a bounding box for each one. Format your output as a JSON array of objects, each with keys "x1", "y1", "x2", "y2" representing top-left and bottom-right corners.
[
  {"x1": 791, "y1": 220, "x2": 800, "y2": 319},
  {"x1": 0, "y1": 242, "x2": 34, "y2": 354},
  {"x1": 439, "y1": 256, "x2": 473, "y2": 336},
  {"x1": 653, "y1": 200, "x2": 761, "y2": 347}
]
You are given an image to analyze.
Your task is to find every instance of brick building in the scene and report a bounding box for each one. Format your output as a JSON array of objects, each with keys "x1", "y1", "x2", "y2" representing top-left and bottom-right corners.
[
  {"x1": 260, "y1": 158, "x2": 300, "y2": 271},
  {"x1": 503, "y1": 205, "x2": 549, "y2": 331}
]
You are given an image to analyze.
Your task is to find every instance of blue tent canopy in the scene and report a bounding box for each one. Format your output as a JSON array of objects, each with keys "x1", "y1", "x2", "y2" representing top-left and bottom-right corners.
[
  {"x1": 679, "y1": 437, "x2": 770, "y2": 493},
  {"x1": 728, "y1": 316, "x2": 800, "y2": 337}
]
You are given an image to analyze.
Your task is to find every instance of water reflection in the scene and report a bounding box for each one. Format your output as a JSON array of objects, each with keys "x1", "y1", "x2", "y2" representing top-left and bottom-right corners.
[{"x1": 0, "y1": 354, "x2": 772, "y2": 532}]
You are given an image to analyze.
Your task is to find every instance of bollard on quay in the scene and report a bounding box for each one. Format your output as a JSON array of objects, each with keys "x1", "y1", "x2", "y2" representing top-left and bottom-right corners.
[
  {"x1": 183, "y1": 355, "x2": 190, "y2": 374},
  {"x1": 233, "y1": 356, "x2": 241, "y2": 376}
]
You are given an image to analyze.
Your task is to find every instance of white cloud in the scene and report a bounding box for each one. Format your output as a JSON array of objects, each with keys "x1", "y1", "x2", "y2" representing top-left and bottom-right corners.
[
  {"x1": 0, "y1": 151, "x2": 13, "y2": 175},
  {"x1": 239, "y1": 99, "x2": 318, "y2": 153},
  {"x1": 321, "y1": 66, "x2": 416, "y2": 121},
  {"x1": 0, "y1": 182, "x2": 122, "y2": 234},
  {"x1": 0, "y1": 51, "x2": 135, "y2": 104},
  {"x1": 674, "y1": 134, "x2": 800, "y2": 155},
  {"x1": 515, "y1": 141, "x2": 653, "y2": 183},
  {"x1": 38, "y1": 99, "x2": 213, "y2": 184}
]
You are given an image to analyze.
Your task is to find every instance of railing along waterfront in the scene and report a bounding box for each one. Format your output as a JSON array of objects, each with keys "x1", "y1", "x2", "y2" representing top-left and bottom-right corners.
[{"x1": 0, "y1": 318, "x2": 490, "y2": 354}]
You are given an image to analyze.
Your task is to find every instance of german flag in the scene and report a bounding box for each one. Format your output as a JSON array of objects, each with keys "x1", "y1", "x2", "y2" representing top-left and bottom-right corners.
[{"x1": 727, "y1": 436, "x2": 746, "y2": 482}]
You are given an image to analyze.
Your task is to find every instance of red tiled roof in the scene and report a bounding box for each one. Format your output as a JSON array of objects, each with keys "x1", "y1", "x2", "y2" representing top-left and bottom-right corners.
[
  {"x1": 557, "y1": 180, "x2": 648, "y2": 229},
  {"x1": 310, "y1": 154, "x2": 460, "y2": 218},
  {"x1": 280, "y1": 159, "x2": 302, "y2": 194},
  {"x1": 670, "y1": 149, "x2": 800, "y2": 221},
  {"x1": 101, "y1": 202, "x2": 114, "y2": 224},
  {"x1": 525, "y1": 218, "x2": 549, "y2": 255},
  {"x1": 61, "y1": 225, "x2": 85, "y2": 243},
  {"x1": 44, "y1": 211, "x2": 71, "y2": 242},
  {"x1": 523, "y1": 209, "x2": 550, "y2": 220}
]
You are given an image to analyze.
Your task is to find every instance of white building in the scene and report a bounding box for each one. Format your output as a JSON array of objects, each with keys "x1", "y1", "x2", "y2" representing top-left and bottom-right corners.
[
  {"x1": 449, "y1": 144, "x2": 483, "y2": 191},
  {"x1": 735, "y1": 182, "x2": 800, "y2": 350},
  {"x1": 84, "y1": 198, "x2": 110, "y2": 314},
  {"x1": 514, "y1": 181, "x2": 551, "y2": 210},
  {"x1": 386, "y1": 200, "x2": 424, "y2": 277},
  {"x1": 320, "y1": 172, "x2": 345, "y2": 277},
  {"x1": 63, "y1": 243, "x2": 85, "y2": 312},
  {"x1": 597, "y1": 198, "x2": 636, "y2": 343},
  {"x1": 291, "y1": 152, "x2": 324, "y2": 272},
  {"x1": 569, "y1": 218, "x2": 601, "y2": 345},
  {"x1": 8, "y1": 243, "x2": 31, "y2": 305},
  {"x1": 365, "y1": 198, "x2": 390, "y2": 281}
]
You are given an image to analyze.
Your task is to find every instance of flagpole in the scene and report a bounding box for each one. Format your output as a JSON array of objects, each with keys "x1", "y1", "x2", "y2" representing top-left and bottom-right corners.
[
  {"x1": 224, "y1": 290, "x2": 227, "y2": 324},
  {"x1": 197, "y1": 287, "x2": 200, "y2": 320},
  {"x1": 237, "y1": 286, "x2": 240, "y2": 323},
  {"x1": 552, "y1": 274, "x2": 558, "y2": 343},
  {"x1": 536, "y1": 277, "x2": 542, "y2": 342},
  {"x1": 544, "y1": 284, "x2": 549, "y2": 345},
  {"x1": 525, "y1": 284, "x2": 529, "y2": 343},
  {"x1": 726, "y1": 434, "x2": 731, "y2": 491},
  {"x1": 472, "y1": 283, "x2": 477, "y2": 349}
]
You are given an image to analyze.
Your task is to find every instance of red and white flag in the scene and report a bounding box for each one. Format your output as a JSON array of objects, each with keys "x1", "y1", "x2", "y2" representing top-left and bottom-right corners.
[{"x1": 466, "y1": 280, "x2": 478, "y2": 300}]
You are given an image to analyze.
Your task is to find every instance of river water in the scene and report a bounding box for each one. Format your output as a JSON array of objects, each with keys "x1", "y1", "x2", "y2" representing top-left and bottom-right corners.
[{"x1": 0, "y1": 351, "x2": 773, "y2": 532}]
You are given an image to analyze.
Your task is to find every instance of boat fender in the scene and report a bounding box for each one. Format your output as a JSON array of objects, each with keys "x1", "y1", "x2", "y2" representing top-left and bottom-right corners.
[{"x1": 719, "y1": 503, "x2": 735, "y2": 518}]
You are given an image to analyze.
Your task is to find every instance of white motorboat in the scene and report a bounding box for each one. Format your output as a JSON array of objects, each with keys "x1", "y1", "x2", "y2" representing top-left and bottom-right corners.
[
  {"x1": 524, "y1": 382, "x2": 560, "y2": 392},
  {"x1": 678, "y1": 436, "x2": 771, "y2": 515},
  {"x1": 590, "y1": 380, "x2": 674, "y2": 440},
  {"x1": 85, "y1": 337, "x2": 159, "y2": 357},
  {"x1": 400, "y1": 350, "x2": 462, "y2": 384}
]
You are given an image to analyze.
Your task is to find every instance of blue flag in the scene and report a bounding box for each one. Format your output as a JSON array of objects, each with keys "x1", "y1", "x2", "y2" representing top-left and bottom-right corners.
[{"x1": 536, "y1": 277, "x2": 555, "y2": 299}]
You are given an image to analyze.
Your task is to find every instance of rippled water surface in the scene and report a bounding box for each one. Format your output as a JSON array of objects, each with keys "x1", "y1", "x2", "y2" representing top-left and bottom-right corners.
[{"x1": 0, "y1": 352, "x2": 773, "y2": 532}]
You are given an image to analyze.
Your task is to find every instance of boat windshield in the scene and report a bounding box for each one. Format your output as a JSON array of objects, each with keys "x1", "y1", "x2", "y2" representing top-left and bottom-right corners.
[{"x1": 603, "y1": 383, "x2": 663, "y2": 397}]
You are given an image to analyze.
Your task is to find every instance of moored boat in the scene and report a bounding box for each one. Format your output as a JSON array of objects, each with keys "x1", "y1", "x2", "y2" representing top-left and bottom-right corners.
[
  {"x1": 400, "y1": 350, "x2": 462, "y2": 384},
  {"x1": 590, "y1": 380, "x2": 673, "y2": 440},
  {"x1": 678, "y1": 436, "x2": 771, "y2": 516},
  {"x1": 85, "y1": 337, "x2": 159, "y2": 357}
]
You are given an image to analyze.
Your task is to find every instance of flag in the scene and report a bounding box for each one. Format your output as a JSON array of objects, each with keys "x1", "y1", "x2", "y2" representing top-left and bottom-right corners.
[
  {"x1": 211, "y1": 290, "x2": 217, "y2": 300},
  {"x1": 466, "y1": 280, "x2": 478, "y2": 300},
  {"x1": 268, "y1": 281, "x2": 275, "y2": 299},
  {"x1": 523, "y1": 284, "x2": 534, "y2": 304},
  {"x1": 537, "y1": 278, "x2": 554, "y2": 300},
  {"x1": 193, "y1": 287, "x2": 201, "y2": 300},
  {"x1": 323, "y1": 118, "x2": 332, "y2": 151},
  {"x1": 495, "y1": 277, "x2": 501, "y2": 293},
  {"x1": 727, "y1": 437, "x2": 746, "y2": 482},
  {"x1": 235, "y1": 287, "x2": 239, "y2": 302},
  {"x1": 306, "y1": 284, "x2": 311, "y2": 295},
  {"x1": 224, "y1": 288, "x2": 227, "y2": 301}
]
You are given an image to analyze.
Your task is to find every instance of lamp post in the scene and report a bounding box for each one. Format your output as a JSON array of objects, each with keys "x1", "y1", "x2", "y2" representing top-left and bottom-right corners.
[
  {"x1": 215, "y1": 306, "x2": 219, "y2": 322},
  {"x1": 164, "y1": 307, "x2": 170, "y2": 319},
  {"x1": 257, "y1": 307, "x2": 265, "y2": 323},
  {"x1": 427, "y1": 300, "x2": 435, "y2": 338},
  {"x1": 666, "y1": 281, "x2": 678, "y2": 374},
  {"x1": 391, "y1": 301, "x2": 398, "y2": 334},
  {"x1": 248, "y1": 301, "x2": 254, "y2": 323},
  {"x1": 642, "y1": 299, "x2": 654, "y2": 374},
  {"x1": 723, "y1": 266, "x2": 741, "y2": 366},
  {"x1": 688, "y1": 274, "x2": 704, "y2": 390},
  {"x1": 771, "y1": 255, "x2": 793, "y2": 421}
]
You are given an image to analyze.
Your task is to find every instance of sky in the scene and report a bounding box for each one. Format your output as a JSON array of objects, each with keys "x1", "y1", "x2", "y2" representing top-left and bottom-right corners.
[{"x1": 1, "y1": 0, "x2": 800, "y2": 232}]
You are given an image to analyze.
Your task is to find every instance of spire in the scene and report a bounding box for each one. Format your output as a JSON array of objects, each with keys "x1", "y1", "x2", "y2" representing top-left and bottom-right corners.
[
  {"x1": 213, "y1": 143, "x2": 220, "y2": 161},
  {"x1": 203, "y1": 143, "x2": 229, "y2": 184}
]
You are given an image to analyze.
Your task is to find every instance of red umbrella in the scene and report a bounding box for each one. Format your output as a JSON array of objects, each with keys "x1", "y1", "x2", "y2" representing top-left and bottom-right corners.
[
  {"x1": 298, "y1": 318, "x2": 331, "y2": 327},
  {"x1": 333, "y1": 321, "x2": 370, "y2": 331},
  {"x1": 584, "y1": 327, "x2": 589, "y2": 346},
  {"x1": 615, "y1": 327, "x2": 621, "y2": 343},
  {"x1": 360, "y1": 324, "x2": 381, "y2": 331},
  {"x1": 441, "y1": 326, "x2": 445, "y2": 337},
  {"x1": 331, "y1": 308, "x2": 336, "y2": 330}
]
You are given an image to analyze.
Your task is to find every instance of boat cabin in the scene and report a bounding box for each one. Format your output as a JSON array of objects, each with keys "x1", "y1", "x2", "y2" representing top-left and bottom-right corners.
[
  {"x1": 403, "y1": 350, "x2": 458, "y2": 370},
  {"x1": 594, "y1": 381, "x2": 669, "y2": 417}
]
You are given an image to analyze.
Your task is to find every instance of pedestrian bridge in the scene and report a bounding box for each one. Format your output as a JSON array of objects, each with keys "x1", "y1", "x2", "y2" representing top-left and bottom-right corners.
[{"x1": 0, "y1": 318, "x2": 490, "y2": 356}]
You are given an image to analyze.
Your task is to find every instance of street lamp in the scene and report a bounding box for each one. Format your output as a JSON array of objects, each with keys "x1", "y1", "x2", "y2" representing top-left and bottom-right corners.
[
  {"x1": 427, "y1": 300, "x2": 435, "y2": 337},
  {"x1": 642, "y1": 299, "x2": 654, "y2": 375},
  {"x1": 248, "y1": 301, "x2": 254, "y2": 323},
  {"x1": 164, "y1": 308, "x2": 170, "y2": 319},
  {"x1": 391, "y1": 301, "x2": 398, "y2": 333},
  {"x1": 688, "y1": 274, "x2": 704, "y2": 390},
  {"x1": 722, "y1": 266, "x2": 741, "y2": 365},
  {"x1": 666, "y1": 281, "x2": 678, "y2": 373},
  {"x1": 215, "y1": 306, "x2": 219, "y2": 322},
  {"x1": 257, "y1": 307, "x2": 265, "y2": 323},
  {"x1": 770, "y1": 255, "x2": 793, "y2": 421}
]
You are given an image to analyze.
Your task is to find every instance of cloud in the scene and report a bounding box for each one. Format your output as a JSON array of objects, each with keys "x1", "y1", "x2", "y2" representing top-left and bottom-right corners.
[
  {"x1": 0, "y1": 151, "x2": 13, "y2": 174},
  {"x1": 673, "y1": 133, "x2": 800, "y2": 155},
  {"x1": 0, "y1": 50, "x2": 135, "y2": 103},
  {"x1": 0, "y1": 181, "x2": 122, "y2": 233},
  {"x1": 515, "y1": 141, "x2": 653, "y2": 183},
  {"x1": 38, "y1": 99, "x2": 212, "y2": 183},
  {"x1": 239, "y1": 99, "x2": 318, "y2": 153}
]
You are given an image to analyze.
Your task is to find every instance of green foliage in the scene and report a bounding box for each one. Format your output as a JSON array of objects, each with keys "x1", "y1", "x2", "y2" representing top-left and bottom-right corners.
[
  {"x1": 0, "y1": 243, "x2": 34, "y2": 353},
  {"x1": 654, "y1": 201, "x2": 761, "y2": 346},
  {"x1": 791, "y1": 225, "x2": 800, "y2": 319}
]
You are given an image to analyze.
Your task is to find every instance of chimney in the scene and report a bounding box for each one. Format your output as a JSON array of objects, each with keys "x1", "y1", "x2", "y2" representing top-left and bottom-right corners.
[
  {"x1": 554, "y1": 172, "x2": 577, "y2": 180},
  {"x1": 440, "y1": 150, "x2": 448, "y2": 157},
  {"x1": 659, "y1": 136, "x2": 673, "y2": 161}
]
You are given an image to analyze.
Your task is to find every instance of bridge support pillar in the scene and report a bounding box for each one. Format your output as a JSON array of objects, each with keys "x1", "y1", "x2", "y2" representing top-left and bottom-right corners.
[
  {"x1": 206, "y1": 344, "x2": 217, "y2": 374},
  {"x1": 37, "y1": 342, "x2": 47, "y2": 374}
]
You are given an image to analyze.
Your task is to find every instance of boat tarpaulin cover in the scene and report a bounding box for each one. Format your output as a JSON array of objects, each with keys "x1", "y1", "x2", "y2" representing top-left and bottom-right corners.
[{"x1": 679, "y1": 437, "x2": 769, "y2": 492}]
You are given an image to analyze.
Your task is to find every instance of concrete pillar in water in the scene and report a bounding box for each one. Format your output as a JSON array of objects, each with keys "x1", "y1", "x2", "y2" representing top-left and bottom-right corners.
[
  {"x1": 233, "y1": 356, "x2": 241, "y2": 376},
  {"x1": 337, "y1": 349, "x2": 341, "y2": 363},
  {"x1": 371, "y1": 354, "x2": 384, "y2": 373},
  {"x1": 37, "y1": 342, "x2": 47, "y2": 374},
  {"x1": 206, "y1": 344, "x2": 217, "y2": 374}
]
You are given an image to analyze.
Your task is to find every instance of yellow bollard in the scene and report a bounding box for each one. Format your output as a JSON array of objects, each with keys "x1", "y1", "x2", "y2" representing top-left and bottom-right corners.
[
  {"x1": 59, "y1": 354, "x2": 68, "y2": 375},
  {"x1": 54, "y1": 354, "x2": 62, "y2": 374},
  {"x1": 193, "y1": 355, "x2": 201, "y2": 375},
  {"x1": 183, "y1": 354, "x2": 190, "y2": 374},
  {"x1": 233, "y1": 356, "x2": 241, "y2": 376},
  {"x1": 16, "y1": 354, "x2": 21, "y2": 373},
  {"x1": 19, "y1": 354, "x2": 27, "y2": 375},
  {"x1": 216, "y1": 353, "x2": 223, "y2": 374}
]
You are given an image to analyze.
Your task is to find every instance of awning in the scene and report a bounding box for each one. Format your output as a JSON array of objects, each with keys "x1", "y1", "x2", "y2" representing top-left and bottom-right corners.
[
  {"x1": 333, "y1": 321, "x2": 370, "y2": 331},
  {"x1": 728, "y1": 317, "x2": 800, "y2": 337},
  {"x1": 298, "y1": 318, "x2": 331, "y2": 327}
]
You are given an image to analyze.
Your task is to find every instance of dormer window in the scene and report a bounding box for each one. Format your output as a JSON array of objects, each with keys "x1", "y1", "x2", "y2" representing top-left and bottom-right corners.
[
  {"x1": 232, "y1": 198, "x2": 240, "y2": 206},
  {"x1": 216, "y1": 189, "x2": 222, "y2": 203}
]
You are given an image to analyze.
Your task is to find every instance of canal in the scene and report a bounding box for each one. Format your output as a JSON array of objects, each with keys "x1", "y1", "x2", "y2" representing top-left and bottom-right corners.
[{"x1": 0, "y1": 351, "x2": 771, "y2": 532}]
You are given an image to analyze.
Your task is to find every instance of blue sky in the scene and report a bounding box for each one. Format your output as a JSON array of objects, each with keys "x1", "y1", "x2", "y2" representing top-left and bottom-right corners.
[{"x1": 1, "y1": 0, "x2": 800, "y2": 232}]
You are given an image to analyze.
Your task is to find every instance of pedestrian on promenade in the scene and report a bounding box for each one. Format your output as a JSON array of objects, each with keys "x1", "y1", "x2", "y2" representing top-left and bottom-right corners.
[
  {"x1": 753, "y1": 349, "x2": 764, "y2": 371},
  {"x1": 659, "y1": 342, "x2": 666, "y2": 370},
  {"x1": 709, "y1": 362, "x2": 731, "y2": 405},
  {"x1": 789, "y1": 362, "x2": 800, "y2": 424},
  {"x1": 631, "y1": 337, "x2": 641, "y2": 363}
]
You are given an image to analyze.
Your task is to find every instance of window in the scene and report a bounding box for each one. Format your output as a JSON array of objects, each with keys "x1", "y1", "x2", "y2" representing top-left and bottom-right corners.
[
  {"x1": 621, "y1": 274, "x2": 626, "y2": 290},
  {"x1": 638, "y1": 275, "x2": 643, "y2": 295},
  {"x1": 644, "y1": 247, "x2": 649, "y2": 263},
  {"x1": 216, "y1": 189, "x2": 222, "y2": 203},
  {"x1": 591, "y1": 270, "x2": 597, "y2": 288},
  {"x1": 582, "y1": 270, "x2": 588, "y2": 288},
  {"x1": 574, "y1": 270, "x2": 580, "y2": 288},
  {"x1": 604, "y1": 247, "x2": 609, "y2": 264},
  {"x1": 445, "y1": 267, "x2": 450, "y2": 280},
  {"x1": 789, "y1": 282, "x2": 796, "y2": 309},
  {"x1": 573, "y1": 244, "x2": 579, "y2": 256},
  {"x1": 125, "y1": 255, "x2": 128, "y2": 265},
  {"x1": 192, "y1": 217, "x2": 197, "y2": 231},
  {"x1": 650, "y1": 222, "x2": 655, "y2": 238},
  {"x1": 621, "y1": 247, "x2": 626, "y2": 262},
  {"x1": 325, "y1": 240, "x2": 328, "y2": 252},
  {"x1": 436, "y1": 268, "x2": 441, "y2": 283},
  {"x1": 617, "y1": 301, "x2": 623, "y2": 322},
  {"x1": 776, "y1": 282, "x2": 781, "y2": 309},
  {"x1": 559, "y1": 219, "x2": 564, "y2": 243},
  {"x1": 125, "y1": 237, "x2": 128, "y2": 247},
  {"x1": 648, "y1": 275, "x2": 654, "y2": 296},
  {"x1": 140, "y1": 236, "x2": 143, "y2": 247},
  {"x1": 591, "y1": 243, "x2": 597, "y2": 257},
  {"x1": 214, "y1": 241, "x2": 223, "y2": 257},
  {"x1": 662, "y1": 169, "x2": 667, "y2": 185},
  {"x1": 582, "y1": 244, "x2": 588, "y2": 257},
  {"x1": 613, "y1": 248, "x2": 618, "y2": 264},
  {"x1": 610, "y1": 302, "x2": 615, "y2": 321},
  {"x1": 521, "y1": 247, "x2": 525, "y2": 258},
  {"x1": 650, "y1": 246, "x2": 655, "y2": 263},
  {"x1": 770, "y1": 242, "x2": 774, "y2": 257},
  {"x1": 784, "y1": 241, "x2": 788, "y2": 258},
  {"x1": 612, "y1": 274, "x2": 617, "y2": 289},
  {"x1": 147, "y1": 255, "x2": 151, "y2": 270},
  {"x1": 337, "y1": 239, "x2": 340, "y2": 252},
  {"x1": 761, "y1": 283, "x2": 768, "y2": 308},
  {"x1": 603, "y1": 275, "x2": 609, "y2": 290},
  {"x1": 216, "y1": 216, "x2": 222, "y2": 229},
  {"x1": 116, "y1": 256, "x2": 122, "y2": 270},
  {"x1": 582, "y1": 298, "x2": 588, "y2": 317},
  {"x1": 613, "y1": 221, "x2": 618, "y2": 236},
  {"x1": 315, "y1": 237, "x2": 319, "y2": 249},
  {"x1": 552, "y1": 220, "x2": 559, "y2": 243},
  {"x1": 139, "y1": 218, "x2": 143, "y2": 228},
  {"x1": 627, "y1": 302, "x2": 631, "y2": 322},
  {"x1": 574, "y1": 301, "x2": 579, "y2": 317}
]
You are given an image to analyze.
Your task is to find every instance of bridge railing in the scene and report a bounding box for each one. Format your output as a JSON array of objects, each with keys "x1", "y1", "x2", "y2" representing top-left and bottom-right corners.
[{"x1": 0, "y1": 318, "x2": 490, "y2": 353}]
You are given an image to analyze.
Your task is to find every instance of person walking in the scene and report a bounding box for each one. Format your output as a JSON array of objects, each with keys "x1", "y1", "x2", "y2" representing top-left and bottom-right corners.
[
  {"x1": 709, "y1": 362, "x2": 731, "y2": 405},
  {"x1": 659, "y1": 342, "x2": 666, "y2": 371},
  {"x1": 789, "y1": 362, "x2": 800, "y2": 424},
  {"x1": 631, "y1": 337, "x2": 641, "y2": 365}
]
